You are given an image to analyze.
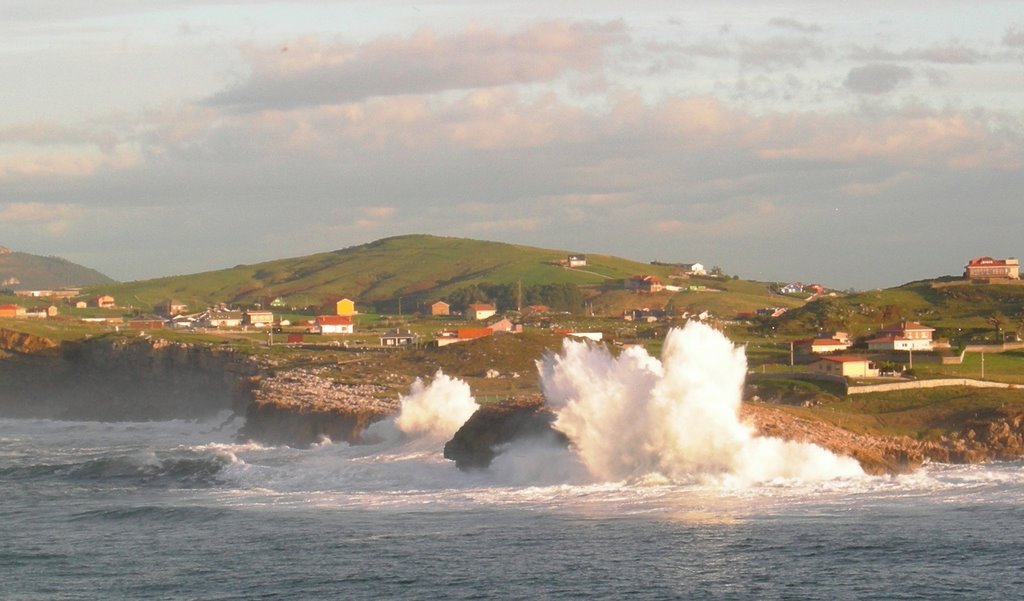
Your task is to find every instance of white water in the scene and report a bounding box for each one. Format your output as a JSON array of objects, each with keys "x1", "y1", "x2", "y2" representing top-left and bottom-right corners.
[{"x1": 540, "y1": 321, "x2": 864, "y2": 485}]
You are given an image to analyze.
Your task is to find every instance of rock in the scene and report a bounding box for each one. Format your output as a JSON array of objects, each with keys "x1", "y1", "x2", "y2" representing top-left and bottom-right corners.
[{"x1": 444, "y1": 395, "x2": 567, "y2": 470}]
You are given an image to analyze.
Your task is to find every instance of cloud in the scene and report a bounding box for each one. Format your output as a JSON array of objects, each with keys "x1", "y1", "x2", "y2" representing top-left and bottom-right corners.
[
  {"x1": 1004, "y1": 26, "x2": 1024, "y2": 47},
  {"x1": 767, "y1": 18, "x2": 822, "y2": 34},
  {"x1": 843, "y1": 63, "x2": 914, "y2": 94},
  {"x1": 206, "y1": 21, "x2": 626, "y2": 110},
  {"x1": 849, "y1": 43, "x2": 986, "y2": 64},
  {"x1": 739, "y1": 36, "x2": 827, "y2": 68}
]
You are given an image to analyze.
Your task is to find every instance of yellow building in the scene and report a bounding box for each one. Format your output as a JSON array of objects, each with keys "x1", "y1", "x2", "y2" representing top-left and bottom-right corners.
[
  {"x1": 336, "y1": 298, "x2": 356, "y2": 317},
  {"x1": 808, "y1": 356, "x2": 880, "y2": 378}
]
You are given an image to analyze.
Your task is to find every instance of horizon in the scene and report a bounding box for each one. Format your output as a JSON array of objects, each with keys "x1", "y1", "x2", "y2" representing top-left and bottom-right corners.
[{"x1": 1, "y1": 2, "x2": 1021, "y2": 289}]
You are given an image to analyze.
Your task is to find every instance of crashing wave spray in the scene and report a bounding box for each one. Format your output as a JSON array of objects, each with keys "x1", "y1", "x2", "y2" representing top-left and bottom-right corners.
[
  {"x1": 539, "y1": 321, "x2": 863, "y2": 484},
  {"x1": 393, "y1": 370, "x2": 480, "y2": 440}
]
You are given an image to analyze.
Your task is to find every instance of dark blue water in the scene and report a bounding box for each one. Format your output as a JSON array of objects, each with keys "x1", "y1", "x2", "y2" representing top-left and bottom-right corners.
[{"x1": 4, "y1": 416, "x2": 1024, "y2": 600}]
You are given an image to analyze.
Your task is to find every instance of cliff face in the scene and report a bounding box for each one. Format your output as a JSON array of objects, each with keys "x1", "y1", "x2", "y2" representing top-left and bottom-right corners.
[
  {"x1": 0, "y1": 329, "x2": 259, "y2": 421},
  {"x1": 237, "y1": 367, "x2": 399, "y2": 447}
]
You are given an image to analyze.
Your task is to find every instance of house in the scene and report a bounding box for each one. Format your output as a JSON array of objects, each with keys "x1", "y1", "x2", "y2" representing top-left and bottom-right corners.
[
  {"x1": 316, "y1": 315, "x2": 354, "y2": 334},
  {"x1": 794, "y1": 337, "x2": 853, "y2": 355},
  {"x1": 244, "y1": 310, "x2": 275, "y2": 328},
  {"x1": 430, "y1": 301, "x2": 450, "y2": 316},
  {"x1": 0, "y1": 304, "x2": 25, "y2": 318},
  {"x1": 867, "y1": 321, "x2": 935, "y2": 351},
  {"x1": 964, "y1": 257, "x2": 1020, "y2": 281},
  {"x1": 380, "y1": 328, "x2": 417, "y2": 347},
  {"x1": 335, "y1": 298, "x2": 356, "y2": 317},
  {"x1": 626, "y1": 275, "x2": 664, "y2": 293},
  {"x1": 466, "y1": 303, "x2": 497, "y2": 320},
  {"x1": 128, "y1": 316, "x2": 166, "y2": 330},
  {"x1": 156, "y1": 299, "x2": 188, "y2": 317},
  {"x1": 27, "y1": 305, "x2": 59, "y2": 318},
  {"x1": 75, "y1": 301, "x2": 87, "y2": 309},
  {"x1": 91, "y1": 295, "x2": 115, "y2": 309},
  {"x1": 270, "y1": 297, "x2": 287, "y2": 308},
  {"x1": 567, "y1": 254, "x2": 587, "y2": 268},
  {"x1": 808, "y1": 356, "x2": 880, "y2": 378},
  {"x1": 169, "y1": 314, "x2": 198, "y2": 329},
  {"x1": 680, "y1": 263, "x2": 706, "y2": 276},
  {"x1": 201, "y1": 309, "x2": 243, "y2": 328},
  {"x1": 435, "y1": 328, "x2": 493, "y2": 347},
  {"x1": 486, "y1": 318, "x2": 515, "y2": 333},
  {"x1": 780, "y1": 283, "x2": 804, "y2": 294}
]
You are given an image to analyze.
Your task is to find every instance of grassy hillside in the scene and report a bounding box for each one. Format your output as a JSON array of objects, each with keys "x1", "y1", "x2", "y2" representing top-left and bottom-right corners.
[
  {"x1": 88, "y1": 235, "x2": 800, "y2": 316},
  {"x1": 772, "y1": 278, "x2": 1024, "y2": 342},
  {"x1": 0, "y1": 250, "x2": 114, "y2": 290}
]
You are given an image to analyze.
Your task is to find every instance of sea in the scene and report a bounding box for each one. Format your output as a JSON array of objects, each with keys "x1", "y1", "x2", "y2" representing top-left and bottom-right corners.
[{"x1": 4, "y1": 323, "x2": 1024, "y2": 600}]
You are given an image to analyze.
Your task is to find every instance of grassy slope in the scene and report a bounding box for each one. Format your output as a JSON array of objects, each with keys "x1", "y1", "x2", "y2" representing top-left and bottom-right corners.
[
  {"x1": 0, "y1": 252, "x2": 115, "y2": 289},
  {"x1": 774, "y1": 278, "x2": 1024, "y2": 340},
  {"x1": 87, "y1": 235, "x2": 795, "y2": 316}
]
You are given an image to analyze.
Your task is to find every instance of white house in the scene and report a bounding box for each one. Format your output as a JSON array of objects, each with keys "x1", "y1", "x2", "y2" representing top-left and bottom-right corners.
[
  {"x1": 466, "y1": 303, "x2": 497, "y2": 320},
  {"x1": 868, "y1": 321, "x2": 935, "y2": 351},
  {"x1": 315, "y1": 315, "x2": 354, "y2": 334}
]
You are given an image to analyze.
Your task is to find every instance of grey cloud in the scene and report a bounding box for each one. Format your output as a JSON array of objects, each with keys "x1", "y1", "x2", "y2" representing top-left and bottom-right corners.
[
  {"x1": 850, "y1": 43, "x2": 985, "y2": 64},
  {"x1": 739, "y1": 36, "x2": 827, "y2": 68},
  {"x1": 768, "y1": 18, "x2": 822, "y2": 34},
  {"x1": 844, "y1": 64, "x2": 914, "y2": 94},
  {"x1": 206, "y1": 21, "x2": 625, "y2": 110},
  {"x1": 1005, "y1": 27, "x2": 1024, "y2": 47}
]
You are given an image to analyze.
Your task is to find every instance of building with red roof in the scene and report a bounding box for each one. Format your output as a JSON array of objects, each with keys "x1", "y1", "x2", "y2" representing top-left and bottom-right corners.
[{"x1": 964, "y1": 257, "x2": 1019, "y2": 281}]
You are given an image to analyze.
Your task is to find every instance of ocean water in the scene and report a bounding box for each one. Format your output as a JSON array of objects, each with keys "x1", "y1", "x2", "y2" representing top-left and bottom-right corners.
[
  {"x1": 4, "y1": 414, "x2": 1024, "y2": 600},
  {"x1": 5, "y1": 323, "x2": 1024, "y2": 600}
]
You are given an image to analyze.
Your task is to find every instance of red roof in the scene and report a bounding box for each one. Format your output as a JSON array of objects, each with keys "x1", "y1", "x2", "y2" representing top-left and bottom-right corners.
[
  {"x1": 966, "y1": 256, "x2": 1013, "y2": 267},
  {"x1": 880, "y1": 321, "x2": 934, "y2": 334},
  {"x1": 468, "y1": 303, "x2": 495, "y2": 311},
  {"x1": 316, "y1": 315, "x2": 353, "y2": 325},
  {"x1": 457, "y1": 328, "x2": 493, "y2": 340}
]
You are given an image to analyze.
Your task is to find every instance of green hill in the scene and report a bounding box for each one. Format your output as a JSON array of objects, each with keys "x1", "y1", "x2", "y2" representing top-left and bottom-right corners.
[
  {"x1": 773, "y1": 277, "x2": 1024, "y2": 343},
  {"x1": 0, "y1": 248, "x2": 115, "y2": 290},
  {"x1": 87, "y1": 235, "x2": 802, "y2": 316}
]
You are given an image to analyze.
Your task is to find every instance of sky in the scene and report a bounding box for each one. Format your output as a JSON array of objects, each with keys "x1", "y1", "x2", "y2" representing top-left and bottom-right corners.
[{"x1": 1, "y1": 1, "x2": 1022, "y2": 290}]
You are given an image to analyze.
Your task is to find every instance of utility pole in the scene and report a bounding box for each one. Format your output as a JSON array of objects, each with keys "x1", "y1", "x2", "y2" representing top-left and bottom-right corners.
[
  {"x1": 981, "y1": 351, "x2": 985, "y2": 379},
  {"x1": 516, "y1": 279, "x2": 522, "y2": 312},
  {"x1": 789, "y1": 341, "x2": 794, "y2": 367}
]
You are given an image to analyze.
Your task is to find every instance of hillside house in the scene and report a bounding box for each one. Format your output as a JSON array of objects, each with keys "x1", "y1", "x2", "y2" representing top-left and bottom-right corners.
[
  {"x1": 486, "y1": 318, "x2": 518, "y2": 333},
  {"x1": 780, "y1": 283, "x2": 804, "y2": 294},
  {"x1": 335, "y1": 298, "x2": 356, "y2": 317},
  {"x1": 680, "y1": 263, "x2": 706, "y2": 276},
  {"x1": 435, "y1": 327, "x2": 493, "y2": 347},
  {"x1": 244, "y1": 310, "x2": 275, "y2": 328},
  {"x1": 157, "y1": 299, "x2": 188, "y2": 316},
  {"x1": 808, "y1": 356, "x2": 880, "y2": 378},
  {"x1": 964, "y1": 257, "x2": 1020, "y2": 281},
  {"x1": 567, "y1": 254, "x2": 587, "y2": 268},
  {"x1": 794, "y1": 337, "x2": 852, "y2": 355},
  {"x1": 0, "y1": 304, "x2": 25, "y2": 318},
  {"x1": 380, "y1": 329, "x2": 417, "y2": 347},
  {"x1": 316, "y1": 315, "x2": 354, "y2": 334},
  {"x1": 867, "y1": 321, "x2": 935, "y2": 351},
  {"x1": 201, "y1": 309, "x2": 243, "y2": 328},
  {"x1": 430, "y1": 301, "x2": 450, "y2": 316},
  {"x1": 128, "y1": 316, "x2": 166, "y2": 330},
  {"x1": 467, "y1": 303, "x2": 497, "y2": 320},
  {"x1": 627, "y1": 275, "x2": 664, "y2": 293},
  {"x1": 91, "y1": 295, "x2": 115, "y2": 309}
]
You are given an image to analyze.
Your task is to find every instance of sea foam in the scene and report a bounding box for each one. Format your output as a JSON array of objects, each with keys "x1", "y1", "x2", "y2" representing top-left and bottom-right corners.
[{"x1": 540, "y1": 321, "x2": 863, "y2": 485}]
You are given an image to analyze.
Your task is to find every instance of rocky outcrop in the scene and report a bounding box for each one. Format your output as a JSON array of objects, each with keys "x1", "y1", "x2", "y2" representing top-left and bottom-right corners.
[
  {"x1": 443, "y1": 395, "x2": 1024, "y2": 476},
  {"x1": 444, "y1": 394, "x2": 567, "y2": 470},
  {"x1": 237, "y1": 367, "x2": 399, "y2": 447},
  {"x1": 0, "y1": 331, "x2": 259, "y2": 420}
]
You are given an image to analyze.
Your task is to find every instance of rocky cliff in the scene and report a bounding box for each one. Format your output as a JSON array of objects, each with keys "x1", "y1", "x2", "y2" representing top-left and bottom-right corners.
[
  {"x1": 237, "y1": 367, "x2": 399, "y2": 447},
  {"x1": 0, "y1": 329, "x2": 259, "y2": 420},
  {"x1": 443, "y1": 394, "x2": 566, "y2": 469}
]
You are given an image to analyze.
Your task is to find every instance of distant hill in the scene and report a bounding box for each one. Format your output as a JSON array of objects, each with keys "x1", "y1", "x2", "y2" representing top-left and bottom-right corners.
[
  {"x1": 773, "y1": 277, "x2": 1024, "y2": 342},
  {"x1": 0, "y1": 247, "x2": 115, "y2": 290},
  {"x1": 89, "y1": 234, "x2": 802, "y2": 316}
]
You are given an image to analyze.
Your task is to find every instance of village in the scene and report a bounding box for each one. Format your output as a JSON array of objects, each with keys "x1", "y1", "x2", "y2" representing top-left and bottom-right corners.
[{"x1": 1, "y1": 254, "x2": 1022, "y2": 389}]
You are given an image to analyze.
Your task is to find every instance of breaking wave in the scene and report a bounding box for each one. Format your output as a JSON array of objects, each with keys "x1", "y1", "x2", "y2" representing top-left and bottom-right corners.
[{"x1": 540, "y1": 321, "x2": 864, "y2": 485}]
